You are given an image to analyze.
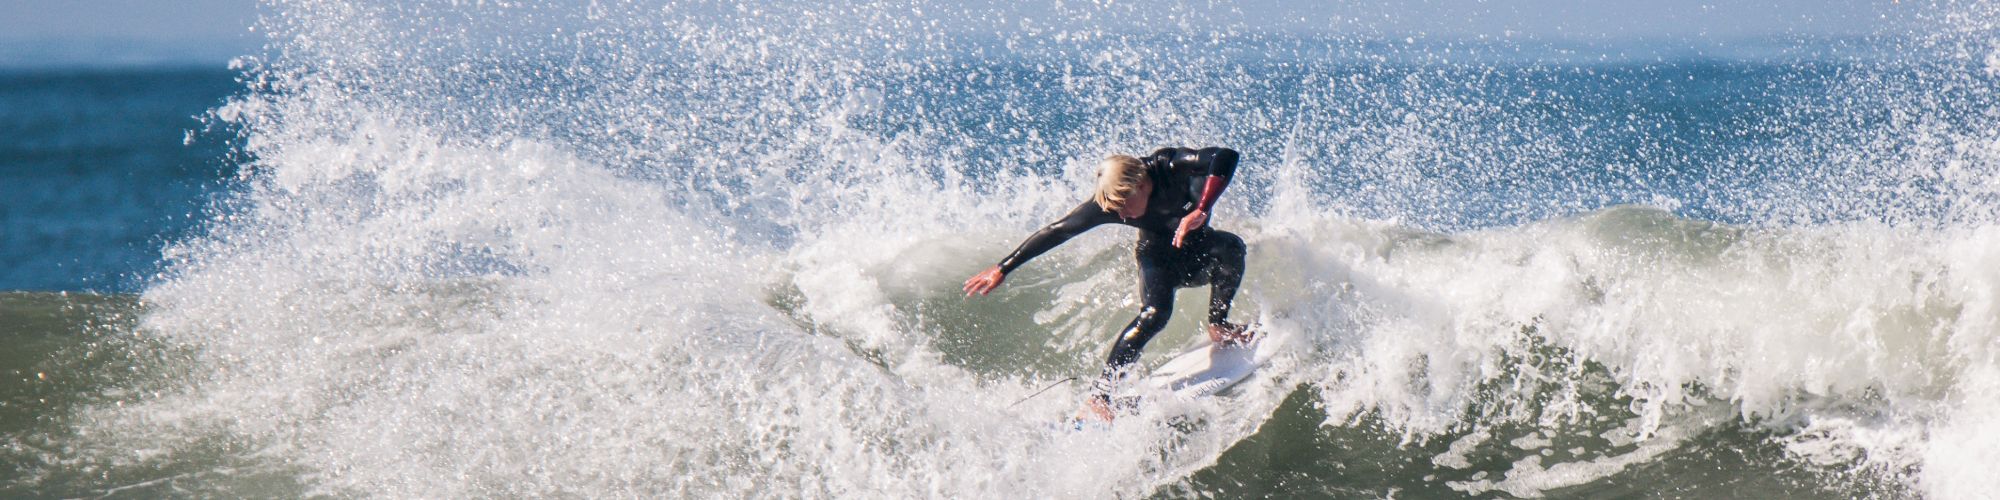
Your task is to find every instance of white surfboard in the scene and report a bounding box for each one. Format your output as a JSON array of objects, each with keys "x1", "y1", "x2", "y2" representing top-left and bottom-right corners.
[
  {"x1": 1145, "y1": 331, "x2": 1274, "y2": 398},
  {"x1": 1052, "y1": 330, "x2": 1279, "y2": 431}
]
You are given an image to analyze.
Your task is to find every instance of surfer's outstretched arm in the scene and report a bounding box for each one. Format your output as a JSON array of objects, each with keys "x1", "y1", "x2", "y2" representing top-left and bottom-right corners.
[{"x1": 964, "y1": 201, "x2": 1116, "y2": 296}]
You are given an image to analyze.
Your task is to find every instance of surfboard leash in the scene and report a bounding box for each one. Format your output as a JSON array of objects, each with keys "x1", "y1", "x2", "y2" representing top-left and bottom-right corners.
[{"x1": 1006, "y1": 376, "x2": 1078, "y2": 409}]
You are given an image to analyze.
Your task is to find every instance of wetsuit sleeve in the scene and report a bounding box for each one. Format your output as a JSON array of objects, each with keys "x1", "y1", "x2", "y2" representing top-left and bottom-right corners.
[
  {"x1": 1152, "y1": 147, "x2": 1240, "y2": 210},
  {"x1": 996, "y1": 201, "x2": 1116, "y2": 274},
  {"x1": 1194, "y1": 147, "x2": 1237, "y2": 210},
  {"x1": 1150, "y1": 147, "x2": 1240, "y2": 178}
]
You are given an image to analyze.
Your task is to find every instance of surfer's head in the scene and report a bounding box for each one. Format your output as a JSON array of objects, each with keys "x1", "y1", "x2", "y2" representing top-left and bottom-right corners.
[{"x1": 1094, "y1": 155, "x2": 1150, "y2": 217}]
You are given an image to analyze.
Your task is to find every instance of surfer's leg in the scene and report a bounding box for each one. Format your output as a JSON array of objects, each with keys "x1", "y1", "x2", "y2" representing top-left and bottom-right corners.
[
  {"x1": 1203, "y1": 230, "x2": 1246, "y2": 325},
  {"x1": 1199, "y1": 230, "x2": 1250, "y2": 344},
  {"x1": 1092, "y1": 258, "x2": 1178, "y2": 400}
]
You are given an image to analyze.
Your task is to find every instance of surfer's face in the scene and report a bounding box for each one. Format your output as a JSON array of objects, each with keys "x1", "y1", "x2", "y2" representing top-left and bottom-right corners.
[{"x1": 1117, "y1": 177, "x2": 1151, "y2": 219}]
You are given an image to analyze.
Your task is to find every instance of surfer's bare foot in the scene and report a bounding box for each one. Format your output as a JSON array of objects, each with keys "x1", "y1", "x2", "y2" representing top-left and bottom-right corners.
[
  {"x1": 1208, "y1": 322, "x2": 1253, "y2": 346},
  {"x1": 1076, "y1": 397, "x2": 1114, "y2": 423}
]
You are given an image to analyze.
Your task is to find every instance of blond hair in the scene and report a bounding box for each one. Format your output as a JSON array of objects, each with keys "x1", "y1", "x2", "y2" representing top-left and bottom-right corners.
[{"x1": 1094, "y1": 155, "x2": 1147, "y2": 211}]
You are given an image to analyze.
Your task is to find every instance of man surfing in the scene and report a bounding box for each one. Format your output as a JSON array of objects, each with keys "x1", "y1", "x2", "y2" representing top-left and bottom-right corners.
[{"x1": 963, "y1": 147, "x2": 1250, "y2": 422}]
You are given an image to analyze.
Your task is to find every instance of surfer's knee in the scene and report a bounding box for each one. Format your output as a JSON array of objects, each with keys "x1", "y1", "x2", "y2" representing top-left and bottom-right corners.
[{"x1": 1213, "y1": 231, "x2": 1246, "y2": 263}]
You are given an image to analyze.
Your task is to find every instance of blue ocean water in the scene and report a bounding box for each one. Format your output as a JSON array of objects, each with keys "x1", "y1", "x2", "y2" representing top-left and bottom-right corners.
[
  {"x1": 0, "y1": 66, "x2": 239, "y2": 291},
  {"x1": 0, "y1": 55, "x2": 1943, "y2": 291}
]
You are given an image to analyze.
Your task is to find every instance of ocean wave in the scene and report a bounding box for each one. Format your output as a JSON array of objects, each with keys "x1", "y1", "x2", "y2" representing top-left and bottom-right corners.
[{"x1": 12, "y1": 0, "x2": 2000, "y2": 497}]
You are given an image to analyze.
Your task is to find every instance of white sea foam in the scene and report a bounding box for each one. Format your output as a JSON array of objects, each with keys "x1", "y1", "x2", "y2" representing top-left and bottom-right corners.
[
  {"x1": 63, "y1": 0, "x2": 2000, "y2": 497},
  {"x1": 1265, "y1": 204, "x2": 2000, "y2": 496}
]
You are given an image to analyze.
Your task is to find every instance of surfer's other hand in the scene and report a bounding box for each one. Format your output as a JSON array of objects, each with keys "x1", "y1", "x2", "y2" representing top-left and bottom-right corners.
[
  {"x1": 963, "y1": 265, "x2": 1006, "y2": 296},
  {"x1": 1173, "y1": 209, "x2": 1208, "y2": 247}
]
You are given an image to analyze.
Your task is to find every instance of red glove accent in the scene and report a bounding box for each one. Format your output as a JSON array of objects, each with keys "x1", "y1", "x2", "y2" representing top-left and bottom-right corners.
[{"x1": 1196, "y1": 176, "x2": 1229, "y2": 211}]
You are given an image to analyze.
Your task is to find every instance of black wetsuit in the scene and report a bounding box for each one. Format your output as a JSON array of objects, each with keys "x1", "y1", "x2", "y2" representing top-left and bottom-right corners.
[{"x1": 994, "y1": 147, "x2": 1245, "y2": 401}]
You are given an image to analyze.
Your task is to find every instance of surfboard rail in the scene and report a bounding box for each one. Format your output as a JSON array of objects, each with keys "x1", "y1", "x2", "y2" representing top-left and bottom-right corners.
[{"x1": 1145, "y1": 330, "x2": 1272, "y2": 398}]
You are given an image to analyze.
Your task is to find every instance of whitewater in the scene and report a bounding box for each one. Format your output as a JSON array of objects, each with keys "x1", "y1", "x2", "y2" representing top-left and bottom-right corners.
[{"x1": 8, "y1": 0, "x2": 2000, "y2": 497}]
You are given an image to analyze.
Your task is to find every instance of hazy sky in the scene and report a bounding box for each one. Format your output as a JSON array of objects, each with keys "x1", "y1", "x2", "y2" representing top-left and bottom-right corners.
[
  {"x1": 0, "y1": 0, "x2": 1916, "y2": 65},
  {"x1": 0, "y1": 0, "x2": 1911, "y2": 39},
  {"x1": 0, "y1": 0, "x2": 260, "y2": 41},
  {"x1": 1245, "y1": 0, "x2": 1905, "y2": 39}
]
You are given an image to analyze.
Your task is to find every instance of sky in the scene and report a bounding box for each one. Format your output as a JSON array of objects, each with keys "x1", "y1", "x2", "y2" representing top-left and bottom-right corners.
[
  {"x1": 0, "y1": 0, "x2": 261, "y2": 66},
  {"x1": 0, "y1": 0, "x2": 259, "y2": 40},
  {"x1": 1237, "y1": 0, "x2": 1906, "y2": 40},
  {"x1": 0, "y1": 0, "x2": 1917, "y2": 66}
]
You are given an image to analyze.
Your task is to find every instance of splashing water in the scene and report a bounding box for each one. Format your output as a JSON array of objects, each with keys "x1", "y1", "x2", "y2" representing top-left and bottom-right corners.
[{"x1": 13, "y1": 0, "x2": 2000, "y2": 497}]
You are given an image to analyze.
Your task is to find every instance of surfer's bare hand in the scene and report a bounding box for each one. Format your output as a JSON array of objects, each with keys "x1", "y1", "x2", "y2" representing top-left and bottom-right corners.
[
  {"x1": 1077, "y1": 397, "x2": 1115, "y2": 423},
  {"x1": 963, "y1": 266, "x2": 1006, "y2": 296},
  {"x1": 1173, "y1": 209, "x2": 1208, "y2": 247}
]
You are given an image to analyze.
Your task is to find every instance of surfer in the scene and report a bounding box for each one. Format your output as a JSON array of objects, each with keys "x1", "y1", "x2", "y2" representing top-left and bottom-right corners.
[{"x1": 963, "y1": 146, "x2": 1250, "y2": 422}]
